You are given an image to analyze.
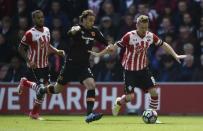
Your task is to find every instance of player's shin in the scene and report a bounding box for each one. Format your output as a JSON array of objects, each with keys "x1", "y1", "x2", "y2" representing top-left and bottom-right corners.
[
  {"x1": 149, "y1": 96, "x2": 159, "y2": 110},
  {"x1": 86, "y1": 89, "x2": 95, "y2": 115},
  {"x1": 23, "y1": 79, "x2": 40, "y2": 93},
  {"x1": 119, "y1": 93, "x2": 134, "y2": 105},
  {"x1": 148, "y1": 87, "x2": 159, "y2": 110},
  {"x1": 30, "y1": 97, "x2": 44, "y2": 119}
]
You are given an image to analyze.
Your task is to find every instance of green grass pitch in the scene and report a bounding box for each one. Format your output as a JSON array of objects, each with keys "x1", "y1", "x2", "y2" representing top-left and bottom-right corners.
[{"x1": 0, "y1": 115, "x2": 203, "y2": 131}]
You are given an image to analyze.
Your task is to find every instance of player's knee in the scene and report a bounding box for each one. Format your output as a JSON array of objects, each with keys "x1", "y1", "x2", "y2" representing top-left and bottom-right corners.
[
  {"x1": 54, "y1": 83, "x2": 64, "y2": 93},
  {"x1": 125, "y1": 93, "x2": 135, "y2": 102},
  {"x1": 86, "y1": 82, "x2": 96, "y2": 90},
  {"x1": 149, "y1": 87, "x2": 158, "y2": 97}
]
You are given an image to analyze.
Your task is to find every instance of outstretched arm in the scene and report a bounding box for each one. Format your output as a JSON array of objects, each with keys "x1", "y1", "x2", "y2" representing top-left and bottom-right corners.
[
  {"x1": 88, "y1": 44, "x2": 118, "y2": 57},
  {"x1": 49, "y1": 45, "x2": 65, "y2": 57},
  {"x1": 161, "y1": 42, "x2": 187, "y2": 63}
]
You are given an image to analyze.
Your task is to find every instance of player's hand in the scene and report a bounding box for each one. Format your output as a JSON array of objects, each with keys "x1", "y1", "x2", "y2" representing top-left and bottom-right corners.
[
  {"x1": 57, "y1": 50, "x2": 65, "y2": 57},
  {"x1": 106, "y1": 44, "x2": 115, "y2": 53},
  {"x1": 28, "y1": 61, "x2": 37, "y2": 69},
  {"x1": 175, "y1": 55, "x2": 188, "y2": 63},
  {"x1": 88, "y1": 50, "x2": 100, "y2": 57},
  {"x1": 70, "y1": 26, "x2": 81, "y2": 34}
]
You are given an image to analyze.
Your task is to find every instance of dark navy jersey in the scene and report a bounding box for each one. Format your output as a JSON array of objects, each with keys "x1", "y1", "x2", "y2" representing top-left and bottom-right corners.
[{"x1": 67, "y1": 25, "x2": 108, "y2": 66}]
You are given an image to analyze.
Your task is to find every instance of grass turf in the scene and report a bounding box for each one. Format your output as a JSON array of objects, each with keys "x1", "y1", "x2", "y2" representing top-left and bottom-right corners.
[{"x1": 0, "y1": 115, "x2": 203, "y2": 131}]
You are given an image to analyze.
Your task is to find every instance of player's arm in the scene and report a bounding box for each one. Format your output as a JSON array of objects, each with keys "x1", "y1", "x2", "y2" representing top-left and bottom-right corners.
[
  {"x1": 18, "y1": 43, "x2": 29, "y2": 62},
  {"x1": 88, "y1": 42, "x2": 119, "y2": 57},
  {"x1": 18, "y1": 43, "x2": 37, "y2": 68},
  {"x1": 160, "y1": 42, "x2": 187, "y2": 63},
  {"x1": 19, "y1": 32, "x2": 37, "y2": 68},
  {"x1": 67, "y1": 25, "x2": 81, "y2": 36},
  {"x1": 48, "y1": 45, "x2": 65, "y2": 57},
  {"x1": 94, "y1": 27, "x2": 109, "y2": 46},
  {"x1": 153, "y1": 33, "x2": 187, "y2": 63}
]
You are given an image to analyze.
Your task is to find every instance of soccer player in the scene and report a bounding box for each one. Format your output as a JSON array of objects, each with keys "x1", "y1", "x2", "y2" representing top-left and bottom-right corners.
[
  {"x1": 18, "y1": 10, "x2": 65, "y2": 120},
  {"x1": 17, "y1": 10, "x2": 113, "y2": 122},
  {"x1": 88, "y1": 15, "x2": 187, "y2": 123}
]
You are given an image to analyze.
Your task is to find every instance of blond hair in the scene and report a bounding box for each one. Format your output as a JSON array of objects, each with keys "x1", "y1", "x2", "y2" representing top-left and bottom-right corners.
[
  {"x1": 136, "y1": 15, "x2": 149, "y2": 23},
  {"x1": 31, "y1": 10, "x2": 43, "y2": 19}
]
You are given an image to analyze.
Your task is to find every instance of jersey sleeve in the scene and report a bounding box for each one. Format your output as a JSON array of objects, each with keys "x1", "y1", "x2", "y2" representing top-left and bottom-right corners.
[
  {"x1": 153, "y1": 33, "x2": 163, "y2": 46},
  {"x1": 116, "y1": 32, "x2": 130, "y2": 48},
  {"x1": 67, "y1": 25, "x2": 80, "y2": 37},
  {"x1": 21, "y1": 31, "x2": 32, "y2": 46},
  {"x1": 94, "y1": 27, "x2": 108, "y2": 46}
]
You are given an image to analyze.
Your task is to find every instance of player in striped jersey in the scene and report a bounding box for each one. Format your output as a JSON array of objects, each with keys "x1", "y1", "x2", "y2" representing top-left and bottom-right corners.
[
  {"x1": 18, "y1": 10, "x2": 65, "y2": 120},
  {"x1": 89, "y1": 15, "x2": 187, "y2": 123}
]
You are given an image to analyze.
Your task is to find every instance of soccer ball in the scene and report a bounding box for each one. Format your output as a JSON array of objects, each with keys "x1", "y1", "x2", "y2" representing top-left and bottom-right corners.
[{"x1": 142, "y1": 109, "x2": 158, "y2": 124}]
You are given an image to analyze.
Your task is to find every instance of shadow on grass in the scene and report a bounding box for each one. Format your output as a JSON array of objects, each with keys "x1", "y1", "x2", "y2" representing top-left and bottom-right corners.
[{"x1": 44, "y1": 119, "x2": 73, "y2": 122}]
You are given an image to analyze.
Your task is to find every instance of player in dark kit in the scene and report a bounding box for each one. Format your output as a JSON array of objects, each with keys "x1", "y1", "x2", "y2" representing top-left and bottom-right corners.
[{"x1": 17, "y1": 10, "x2": 113, "y2": 122}]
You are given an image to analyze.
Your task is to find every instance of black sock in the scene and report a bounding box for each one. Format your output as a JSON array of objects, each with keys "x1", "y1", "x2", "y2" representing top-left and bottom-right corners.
[{"x1": 86, "y1": 89, "x2": 95, "y2": 115}]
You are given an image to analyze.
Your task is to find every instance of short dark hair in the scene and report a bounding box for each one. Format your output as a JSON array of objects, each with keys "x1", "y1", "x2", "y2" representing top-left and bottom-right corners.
[
  {"x1": 31, "y1": 10, "x2": 43, "y2": 19},
  {"x1": 79, "y1": 10, "x2": 95, "y2": 22}
]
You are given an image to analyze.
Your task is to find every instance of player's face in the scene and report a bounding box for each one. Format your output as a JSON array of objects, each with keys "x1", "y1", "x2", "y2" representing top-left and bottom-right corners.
[
  {"x1": 33, "y1": 12, "x2": 44, "y2": 28},
  {"x1": 136, "y1": 22, "x2": 148, "y2": 36},
  {"x1": 84, "y1": 15, "x2": 95, "y2": 29}
]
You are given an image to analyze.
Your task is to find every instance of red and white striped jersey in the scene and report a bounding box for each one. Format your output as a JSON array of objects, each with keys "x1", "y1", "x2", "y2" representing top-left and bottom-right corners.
[
  {"x1": 117, "y1": 30, "x2": 162, "y2": 71},
  {"x1": 21, "y1": 27, "x2": 51, "y2": 68}
]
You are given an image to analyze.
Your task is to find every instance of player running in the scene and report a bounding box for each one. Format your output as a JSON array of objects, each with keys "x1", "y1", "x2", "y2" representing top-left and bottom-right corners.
[
  {"x1": 89, "y1": 15, "x2": 187, "y2": 123},
  {"x1": 18, "y1": 10, "x2": 65, "y2": 120},
  {"x1": 17, "y1": 9, "x2": 113, "y2": 123}
]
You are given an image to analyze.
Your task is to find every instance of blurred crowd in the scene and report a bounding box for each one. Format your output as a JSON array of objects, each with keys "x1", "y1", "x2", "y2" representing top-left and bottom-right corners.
[{"x1": 0, "y1": 0, "x2": 203, "y2": 82}]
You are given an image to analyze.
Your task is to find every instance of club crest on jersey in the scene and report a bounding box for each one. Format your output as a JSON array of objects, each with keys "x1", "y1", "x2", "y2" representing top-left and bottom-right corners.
[
  {"x1": 91, "y1": 32, "x2": 95, "y2": 36},
  {"x1": 146, "y1": 36, "x2": 151, "y2": 41},
  {"x1": 132, "y1": 38, "x2": 137, "y2": 42}
]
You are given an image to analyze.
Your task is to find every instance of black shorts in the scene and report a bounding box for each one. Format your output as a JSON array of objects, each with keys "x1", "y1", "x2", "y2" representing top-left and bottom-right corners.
[
  {"x1": 57, "y1": 61, "x2": 94, "y2": 85},
  {"x1": 124, "y1": 67, "x2": 156, "y2": 94},
  {"x1": 26, "y1": 67, "x2": 49, "y2": 84}
]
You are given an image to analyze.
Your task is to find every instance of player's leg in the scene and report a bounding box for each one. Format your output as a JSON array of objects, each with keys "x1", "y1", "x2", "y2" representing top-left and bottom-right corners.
[
  {"x1": 80, "y1": 67, "x2": 103, "y2": 123},
  {"x1": 140, "y1": 68, "x2": 158, "y2": 110},
  {"x1": 83, "y1": 77, "x2": 103, "y2": 123},
  {"x1": 28, "y1": 82, "x2": 65, "y2": 120},
  {"x1": 17, "y1": 68, "x2": 43, "y2": 95},
  {"x1": 18, "y1": 66, "x2": 67, "y2": 120},
  {"x1": 112, "y1": 93, "x2": 135, "y2": 116},
  {"x1": 36, "y1": 60, "x2": 69, "y2": 96},
  {"x1": 148, "y1": 87, "x2": 162, "y2": 124},
  {"x1": 112, "y1": 70, "x2": 136, "y2": 116},
  {"x1": 17, "y1": 76, "x2": 44, "y2": 120},
  {"x1": 29, "y1": 67, "x2": 49, "y2": 120},
  {"x1": 141, "y1": 68, "x2": 162, "y2": 123},
  {"x1": 35, "y1": 63, "x2": 69, "y2": 98},
  {"x1": 17, "y1": 77, "x2": 36, "y2": 94},
  {"x1": 148, "y1": 87, "x2": 159, "y2": 110},
  {"x1": 83, "y1": 78, "x2": 96, "y2": 115}
]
